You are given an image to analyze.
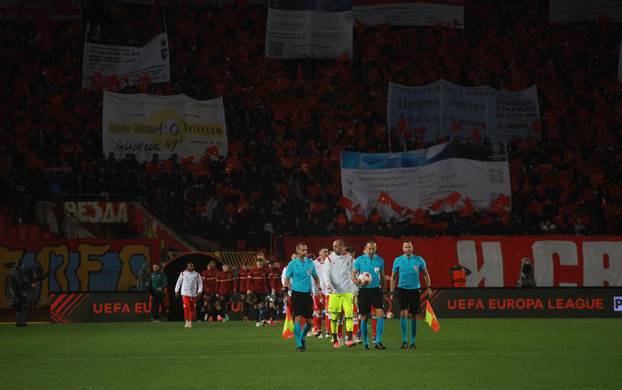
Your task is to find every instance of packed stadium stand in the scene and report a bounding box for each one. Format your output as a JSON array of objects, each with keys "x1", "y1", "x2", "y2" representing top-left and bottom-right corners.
[{"x1": 1, "y1": 0, "x2": 620, "y2": 251}]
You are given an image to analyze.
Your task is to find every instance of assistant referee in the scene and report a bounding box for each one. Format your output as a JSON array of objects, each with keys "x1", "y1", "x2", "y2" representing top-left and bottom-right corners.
[{"x1": 284, "y1": 242, "x2": 322, "y2": 352}]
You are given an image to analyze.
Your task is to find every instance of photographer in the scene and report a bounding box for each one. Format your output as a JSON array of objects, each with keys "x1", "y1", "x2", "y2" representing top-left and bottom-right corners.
[
  {"x1": 7, "y1": 260, "x2": 48, "y2": 327},
  {"x1": 517, "y1": 258, "x2": 536, "y2": 287}
]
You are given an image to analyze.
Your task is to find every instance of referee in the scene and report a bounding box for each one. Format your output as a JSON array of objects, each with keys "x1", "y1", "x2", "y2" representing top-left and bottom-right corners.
[
  {"x1": 389, "y1": 240, "x2": 432, "y2": 350},
  {"x1": 352, "y1": 241, "x2": 386, "y2": 350},
  {"x1": 284, "y1": 242, "x2": 322, "y2": 352}
]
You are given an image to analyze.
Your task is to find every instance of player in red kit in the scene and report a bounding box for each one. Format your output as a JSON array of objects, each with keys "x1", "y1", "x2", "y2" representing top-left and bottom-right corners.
[
  {"x1": 248, "y1": 258, "x2": 274, "y2": 326},
  {"x1": 201, "y1": 261, "x2": 219, "y2": 321},
  {"x1": 238, "y1": 263, "x2": 250, "y2": 322},
  {"x1": 216, "y1": 264, "x2": 235, "y2": 321}
]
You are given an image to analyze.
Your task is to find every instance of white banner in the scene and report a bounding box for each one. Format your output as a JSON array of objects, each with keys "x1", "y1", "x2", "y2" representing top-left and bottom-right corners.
[
  {"x1": 549, "y1": 0, "x2": 622, "y2": 23},
  {"x1": 265, "y1": 1, "x2": 353, "y2": 59},
  {"x1": 82, "y1": 23, "x2": 170, "y2": 88},
  {"x1": 353, "y1": 1, "x2": 464, "y2": 28},
  {"x1": 102, "y1": 91, "x2": 227, "y2": 162},
  {"x1": 340, "y1": 142, "x2": 510, "y2": 221},
  {"x1": 388, "y1": 80, "x2": 540, "y2": 144}
]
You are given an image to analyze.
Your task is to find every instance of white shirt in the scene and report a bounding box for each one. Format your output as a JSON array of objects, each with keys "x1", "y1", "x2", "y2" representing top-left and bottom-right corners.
[
  {"x1": 313, "y1": 257, "x2": 331, "y2": 294},
  {"x1": 281, "y1": 266, "x2": 288, "y2": 288},
  {"x1": 327, "y1": 252, "x2": 354, "y2": 294},
  {"x1": 175, "y1": 270, "x2": 203, "y2": 297}
]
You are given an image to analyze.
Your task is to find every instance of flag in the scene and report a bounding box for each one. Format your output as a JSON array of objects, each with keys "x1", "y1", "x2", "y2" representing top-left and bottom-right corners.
[
  {"x1": 282, "y1": 301, "x2": 294, "y2": 340},
  {"x1": 425, "y1": 300, "x2": 440, "y2": 333}
]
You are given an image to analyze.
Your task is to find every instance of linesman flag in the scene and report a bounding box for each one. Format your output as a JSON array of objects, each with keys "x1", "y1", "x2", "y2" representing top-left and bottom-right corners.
[
  {"x1": 425, "y1": 300, "x2": 440, "y2": 333},
  {"x1": 282, "y1": 300, "x2": 294, "y2": 340}
]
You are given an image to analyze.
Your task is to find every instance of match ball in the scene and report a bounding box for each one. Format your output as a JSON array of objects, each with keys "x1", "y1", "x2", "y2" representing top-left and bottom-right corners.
[{"x1": 358, "y1": 272, "x2": 372, "y2": 286}]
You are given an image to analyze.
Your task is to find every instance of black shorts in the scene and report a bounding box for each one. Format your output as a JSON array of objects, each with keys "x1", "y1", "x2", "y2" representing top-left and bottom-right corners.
[
  {"x1": 219, "y1": 294, "x2": 232, "y2": 305},
  {"x1": 358, "y1": 288, "x2": 384, "y2": 315},
  {"x1": 291, "y1": 291, "x2": 313, "y2": 319},
  {"x1": 397, "y1": 288, "x2": 421, "y2": 314},
  {"x1": 203, "y1": 293, "x2": 217, "y2": 305},
  {"x1": 253, "y1": 293, "x2": 267, "y2": 304}
]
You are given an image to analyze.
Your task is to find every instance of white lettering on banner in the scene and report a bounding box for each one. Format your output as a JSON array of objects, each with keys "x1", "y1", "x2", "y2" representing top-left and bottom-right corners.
[
  {"x1": 457, "y1": 241, "x2": 504, "y2": 287},
  {"x1": 64, "y1": 202, "x2": 128, "y2": 224},
  {"x1": 583, "y1": 242, "x2": 622, "y2": 287},
  {"x1": 533, "y1": 241, "x2": 578, "y2": 287}
]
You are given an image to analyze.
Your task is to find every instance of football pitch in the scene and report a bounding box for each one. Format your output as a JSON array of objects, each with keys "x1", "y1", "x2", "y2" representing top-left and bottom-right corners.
[{"x1": 0, "y1": 319, "x2": 620, "y2": 389}]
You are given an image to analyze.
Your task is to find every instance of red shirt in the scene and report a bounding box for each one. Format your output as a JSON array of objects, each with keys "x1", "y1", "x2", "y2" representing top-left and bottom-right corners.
[
  {"x1": 269, "y1": 265, "x2": 283, "y2": 291},
  {"x1": 237, "y1": 269, "x2": 249, "y2": 292},
  {"x1": 217, "y1": 270, "x2": 235, "y2": 295},
  {"x1": 248, "y1": 266, "x2": 269, "y2": 294},
  {"x1": 201, "y1": 267, "x2": 219, "y2": 294}
]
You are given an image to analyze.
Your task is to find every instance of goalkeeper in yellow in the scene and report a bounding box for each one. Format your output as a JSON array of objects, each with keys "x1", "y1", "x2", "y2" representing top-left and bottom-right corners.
[{"x1": 326, "y1": 239, "x2": 356, "y2": 348}]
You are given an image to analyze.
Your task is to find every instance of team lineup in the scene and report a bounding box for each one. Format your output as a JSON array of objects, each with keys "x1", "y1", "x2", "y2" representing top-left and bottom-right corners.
[{"x1": 173, "y1": 239, "x2": 432, "y2": 351}]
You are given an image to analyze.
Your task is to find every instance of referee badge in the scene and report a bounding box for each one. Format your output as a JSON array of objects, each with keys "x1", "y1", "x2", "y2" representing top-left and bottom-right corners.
[
  {"x1": 374, "y1": 267, "x2": 380, "y2": 273},
  {"x1": 306, "y1": 269, "x2": 312, "y2": 275},
  {"x1": 414, "y1": 265, "x2": 419, "y2": 272}
]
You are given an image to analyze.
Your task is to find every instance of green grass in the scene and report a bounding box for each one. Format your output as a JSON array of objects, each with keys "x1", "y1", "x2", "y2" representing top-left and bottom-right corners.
[{"x1": 0, "y1": 319, "x2": 621, "y2": 389}]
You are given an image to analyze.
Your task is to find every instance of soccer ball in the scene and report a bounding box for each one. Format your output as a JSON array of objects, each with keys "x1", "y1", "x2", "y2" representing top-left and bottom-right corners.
[{"x1": 358, "y1": 272, "x2": 372, "y2": 286}]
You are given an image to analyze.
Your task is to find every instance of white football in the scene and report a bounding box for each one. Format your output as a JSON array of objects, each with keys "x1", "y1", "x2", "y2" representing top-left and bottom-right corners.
[{"x1": 358, "y1": 272, "x2": 372, "y2": 286}]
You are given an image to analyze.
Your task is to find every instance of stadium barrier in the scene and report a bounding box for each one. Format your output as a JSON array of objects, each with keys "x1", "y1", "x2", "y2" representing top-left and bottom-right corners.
[
  {"x1": 424, "y1": 288, "x2": 622, "y2": 318},
  {"x1": 48, "y1": 287, "x2": 622, "y2": 322},
  {"x1": 50, "y1": 292, "x2": 150, "y2": 323}
]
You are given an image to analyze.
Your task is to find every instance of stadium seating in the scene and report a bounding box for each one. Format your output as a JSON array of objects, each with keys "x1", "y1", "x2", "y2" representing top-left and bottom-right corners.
[{"x1": 0, "y1": 1, "x2": 620, "y2": 248}]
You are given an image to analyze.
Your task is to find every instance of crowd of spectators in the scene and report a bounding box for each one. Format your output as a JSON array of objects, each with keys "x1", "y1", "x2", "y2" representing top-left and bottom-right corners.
[{"x1": 1, "y1": 1, "x2": 621, "y2": 248}]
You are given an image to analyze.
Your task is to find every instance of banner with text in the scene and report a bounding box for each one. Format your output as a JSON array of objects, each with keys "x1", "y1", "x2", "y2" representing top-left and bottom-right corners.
[
  {"x1": 341, "y1": 142, "x2": 510, "y2": 220},
  {"x1": 353, "y1": 0, "x2": 464, "y2": 28},
  {"x1": 63, "y1": 202, "x2": 128, "y2": 224},
  {"x1": 82, "y1": 23, "x2": 171, "y2": 88},
  {"x1": 282, "y1": 235, "x2": 622, "y2": 288},
  {"x1": 0, "y1": 239, "x2": 158, "y2": 309},
  {"x1": 265, "y1": 0, "x2": 353, "y2": 59},
  {"x1": 549, "y1": 0, "x2": 622, "y2": 23},
  {"x1": 103, "y1": 91, "x2": 227, "y2": 161},
  {"x1": 388, "y1": 80, "x2": 540, "y2": 143},
  {"x1": 427, "y1": 288, "x2": 622, "y2": 318},
  {"x1": 50, "y1": 292, "x2": 151, "y2": 323}
]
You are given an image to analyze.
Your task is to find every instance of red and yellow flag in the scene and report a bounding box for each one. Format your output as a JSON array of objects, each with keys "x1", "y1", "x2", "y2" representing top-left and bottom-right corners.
[
  {"x1": 282, "y1": 301, "x2": 294, "y2": 340},
  {"x1": 425, "y1": 300, "x2": 440, "y2": 333}
]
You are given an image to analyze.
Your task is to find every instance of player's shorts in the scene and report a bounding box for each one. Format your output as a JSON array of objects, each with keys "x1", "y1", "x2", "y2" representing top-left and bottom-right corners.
[
  {"x1": 328, "y1": 292, "x2": 354, "y2": 317},
  {"x1": 397, "y1": 288, "x2": 421, "y2": 314},
  {"x1": 358, "y1": 288, "x2": 384, "y2": 315},
  {"x1": 291, "y1": 291, "x2": 313, "y2": 319},
  {"x1": 253, "y1": 292, "x2": 267, "y2": 304},
  {"x1": 219, "y1": 294, "x2": 232, "y2": 305},
  {"x1": 203, "y1": 293, "x2": 217, "y2": 305},
  {"x1": 274, "y1": 291, "x2": 284, "y2": 305}
]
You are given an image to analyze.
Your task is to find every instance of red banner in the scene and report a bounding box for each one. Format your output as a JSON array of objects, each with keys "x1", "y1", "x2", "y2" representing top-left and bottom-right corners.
[{"x1": 282, "y1": 235, "x2": 622, "y2": 287}]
